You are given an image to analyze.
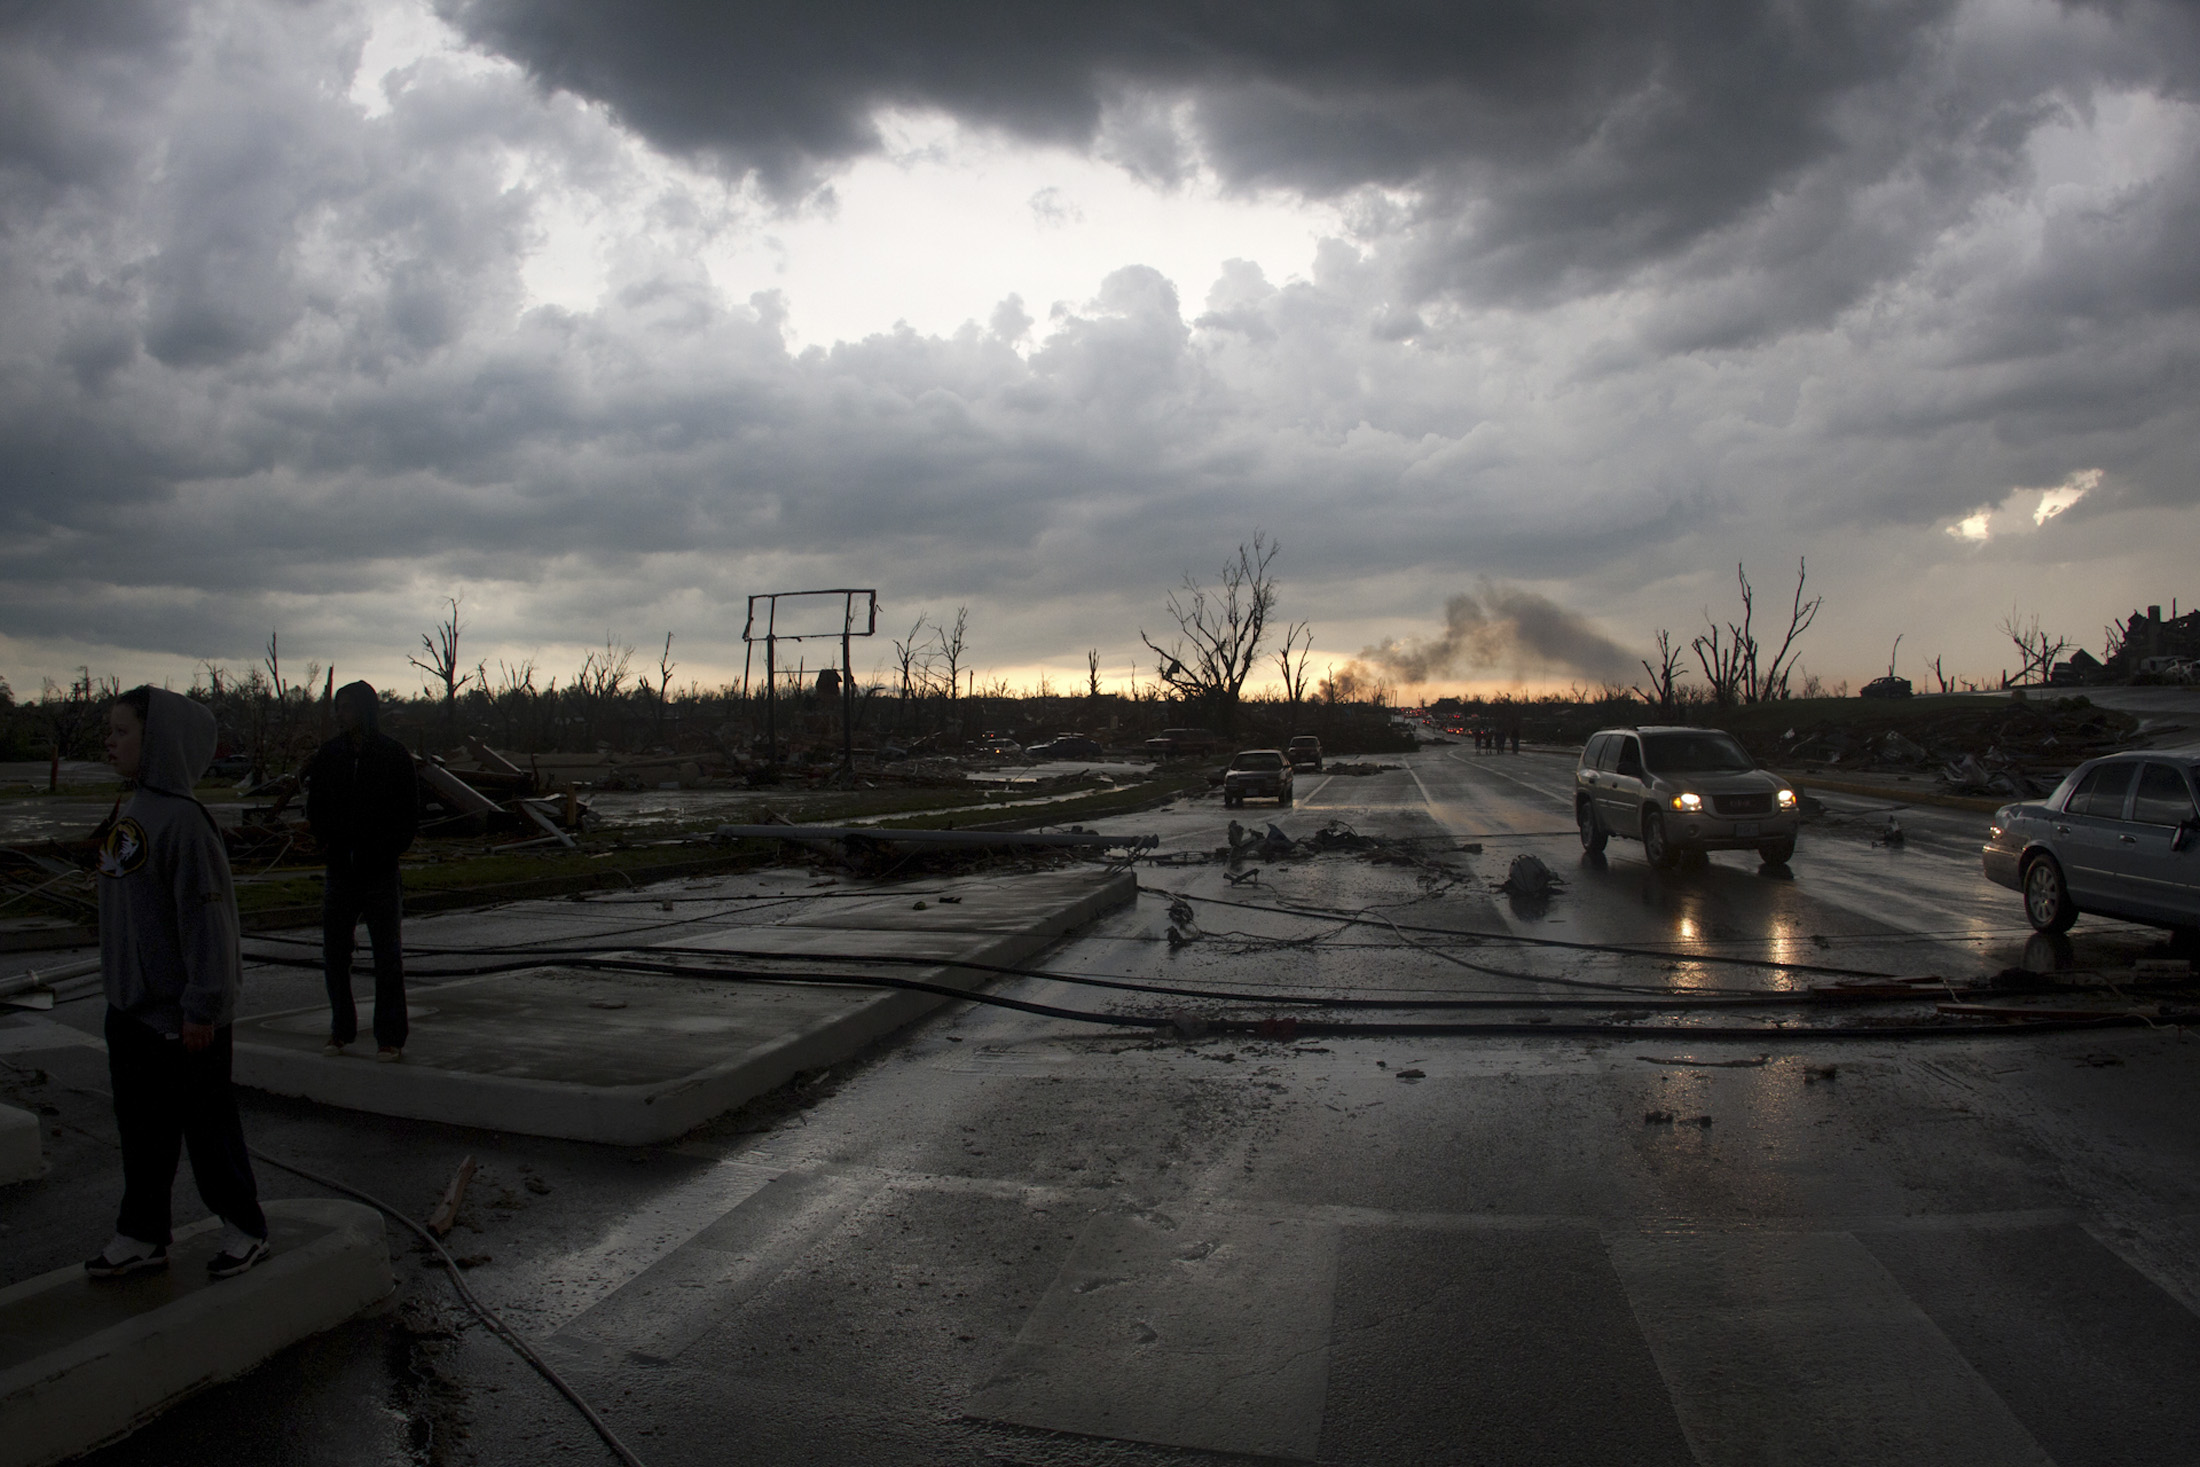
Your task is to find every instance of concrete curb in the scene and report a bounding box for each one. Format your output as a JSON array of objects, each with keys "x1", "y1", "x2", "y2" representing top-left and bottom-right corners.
[
  {"x1": 0, "y1": 1104, "x2": 40, "y2": 1186},
  {"x1": 233, "y1": 869, "x2": 1138, "y2": 1145},
  {"x1": 0, "y1": 1198, "x2": 392, "y2": 1467}
]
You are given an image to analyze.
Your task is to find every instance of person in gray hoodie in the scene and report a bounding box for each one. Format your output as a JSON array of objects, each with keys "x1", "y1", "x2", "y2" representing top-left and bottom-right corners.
[{"x1": 88, "y1": 686, "x2": 268, "y2": 1280}]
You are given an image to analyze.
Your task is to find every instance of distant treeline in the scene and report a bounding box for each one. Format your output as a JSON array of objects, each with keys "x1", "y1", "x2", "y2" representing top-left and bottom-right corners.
[{"x1": 0, "y1": 658, "x2": 1416, "y2": 776}]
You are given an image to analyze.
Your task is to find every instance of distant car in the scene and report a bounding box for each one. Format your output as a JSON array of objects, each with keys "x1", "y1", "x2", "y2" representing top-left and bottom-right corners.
[
  {"x1": 1860, "y1": 676, "x2": 1913, "y2": 699},
  {"x1": 972, "y1": 736, "x2": 1022, "y2": 756},
  {"x1": 1145, "y1": 728, "x2": 1221, "y2": 758},
  {"x1": 1027, "y1": 735, "x2": 1104, "y2": 760},
  {"x1": 209, "y1": 754, "x2": 254, "y2": 780},
  {"x1": 1286, "y1": 735, "x2": 1323, "y2": 770},
  {"x1": 1223, "y1": 749, "x2": 1295, "y2": 807},
  {"x1": 1982, "y1": 751, "x2": 2200, "y2": 937},
  {"x1": 1575, "y1": 727, "x2": 1801, "y2": 868}
]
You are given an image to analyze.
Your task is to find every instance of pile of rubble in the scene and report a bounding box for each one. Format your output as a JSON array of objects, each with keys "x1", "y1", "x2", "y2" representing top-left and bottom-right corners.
[
  {"x1": 1772, "y1": 697, "x2": 2134, "y2": 795},
  {"x1": 1219, "y1": 818, "x2": 1476, "y2": 868}
]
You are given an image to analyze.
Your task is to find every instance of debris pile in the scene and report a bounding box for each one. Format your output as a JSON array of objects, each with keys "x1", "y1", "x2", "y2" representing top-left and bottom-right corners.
[
  {"x1": 1495, "y1": 853, "x2": 1563, "y2": 898},
  {"x1": 1220, "y1": 818, "x2": 1467, "y2": 872},
  {"x1": 1770, "y1": 697, "x2": 2135, "y2": 792}
]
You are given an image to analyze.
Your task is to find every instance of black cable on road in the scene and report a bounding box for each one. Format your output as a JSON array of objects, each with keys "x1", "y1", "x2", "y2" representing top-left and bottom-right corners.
[
  {"x1": 241, "y1": 938, "x2": 1922, "y2": 1010},
  {"x1": 236, "y1": 947, "x2": 2171, "y2": 1039},
  {"x1": 247, "y1": 1149, "x2": 649, "y2": 1467},
  {"x1": 1149, "y1": 886, "x2": 1901, "y2": 979}
]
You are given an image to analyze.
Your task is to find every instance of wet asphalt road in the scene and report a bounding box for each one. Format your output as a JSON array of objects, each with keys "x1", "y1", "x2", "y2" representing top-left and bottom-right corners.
[{"x1": 8, "y1": 746, "x2": 2200, "y2": 1465}]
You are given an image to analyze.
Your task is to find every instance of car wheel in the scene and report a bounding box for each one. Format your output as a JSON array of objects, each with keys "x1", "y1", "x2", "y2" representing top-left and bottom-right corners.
[
  {"x1": 1280, "y1": 790, "x2": 1293, "y2": 807},
  {"x1": 1577, "y1": 800, "x2": 1608, "y2": 854},
  {"x1": 2022, "y1": 855, "x2": 2078, "y2": 934},
  {"x1": 1759, "y1": 837, "x2": 1796, "y2": 866},
  {"x1": 1642, "y1": 810, "x2": 1677, "y2": 869}
]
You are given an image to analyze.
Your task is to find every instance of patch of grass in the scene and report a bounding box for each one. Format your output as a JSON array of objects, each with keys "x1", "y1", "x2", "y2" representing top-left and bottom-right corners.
[
  {"x1": 233, "y1": 842, "x2": 774, "y2": 920},
  {"x1": 892, "y1": 772, "x2": 1210, "y2": 831}
]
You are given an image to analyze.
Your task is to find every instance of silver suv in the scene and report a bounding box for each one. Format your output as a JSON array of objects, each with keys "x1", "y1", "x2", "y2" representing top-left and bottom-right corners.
[{"x1": 1575, "y1": 727, "x2": 1801, "y2": 867}]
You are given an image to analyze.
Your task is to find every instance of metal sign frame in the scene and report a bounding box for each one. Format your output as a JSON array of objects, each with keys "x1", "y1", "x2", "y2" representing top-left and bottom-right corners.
[{"x1": 740, "y1": 589, "x2": 879, "y2": 768}]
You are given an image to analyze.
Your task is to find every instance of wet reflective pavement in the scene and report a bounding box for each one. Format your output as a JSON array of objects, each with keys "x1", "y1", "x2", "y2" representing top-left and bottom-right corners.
[{"x1": 7, "y1": 747, "x2": 2197, "y2": 1465}]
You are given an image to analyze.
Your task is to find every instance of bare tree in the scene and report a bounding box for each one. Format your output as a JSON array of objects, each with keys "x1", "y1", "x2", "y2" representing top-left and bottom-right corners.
[
  {"x1": 410, "y1": 595, "x2": 476, "y2": 747},
  {"x1": 574, "y1": 634, "x2": 635, "y2": 747},
  {"x1": 1140, "y1": 532, "x2": 1281, "y2": 728},
  {"x1": 1929, "y1": 654, "x2": 1953, "y2": 693},
  {"x1": 1691, "y1": 559, "x2": 1820, "y2": 705},
  {"x1": 257, "y1": 630, "x2": 322, "y2": 779},
  {"x1": 1317, "y1": 661, "x2": 1362, "y2": 705},
  {"x1": 1086, "y1": 648, "x2": 1102, "y2": 698},
  {"x1": 1999, "y1": 609, "x2": 2068, "y2": 687},
  {"x1": 38, "y1": 668, "x2": 115, "y2": 789},
  {"x1": 939, "y1": 607, "x2": 969, "y2": 702},
  {"x1": 491, "y1": 658, "x2": 537, "y2": 748},
  {"x1": 1637, "y1": 628, "x2": 1686, "y2": 716},
  {"x1": 1273, "y1": 619, "x2": 1314, "y2": 715},
  {"x1": 653, "y1": 633, "x2": 677, "y2": 743},
  {"x1": 1691, "y1": 619, "x2": 1746, "y2": 707},
  {"x1": 891, "y1": 616, "x2": 932, "y2": 699},
  {"x1": 1754, "y1": 558, "x2": 1822, "y2": 701},
  {"x1": 1885, "y1": 633, "x2": 1903, "y2": 681}
]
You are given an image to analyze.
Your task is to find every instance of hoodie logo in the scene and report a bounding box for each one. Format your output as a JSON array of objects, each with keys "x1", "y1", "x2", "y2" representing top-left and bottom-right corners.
[{"x1": 99, "y1": 818, "x2": 149, "y2": 878}]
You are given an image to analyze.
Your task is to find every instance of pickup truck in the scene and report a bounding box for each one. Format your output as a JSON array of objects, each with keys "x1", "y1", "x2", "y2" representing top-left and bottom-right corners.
[{"x1": 1144, "y1": 728, "x2": 1220, "y2": 758}]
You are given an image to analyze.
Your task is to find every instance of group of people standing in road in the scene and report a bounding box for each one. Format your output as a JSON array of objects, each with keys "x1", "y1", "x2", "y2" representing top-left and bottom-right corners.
[
  {"x1": 86, "y1": 680, "x2": 417, "y2": 1282},
  {"x1": 1473, "y1": 719, "x2": 1523, "y2": 754}
]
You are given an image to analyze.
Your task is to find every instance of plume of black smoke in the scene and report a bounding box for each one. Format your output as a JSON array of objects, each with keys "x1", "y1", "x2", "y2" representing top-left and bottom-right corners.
[{"x1": 1359, "y1": 584, "x2": 1635, "y2": 685}]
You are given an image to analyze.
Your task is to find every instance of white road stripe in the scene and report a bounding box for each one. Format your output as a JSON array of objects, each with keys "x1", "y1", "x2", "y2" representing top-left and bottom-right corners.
[{"x1": 1439, "y1": 749, "x2": 1577, "y2": 806}]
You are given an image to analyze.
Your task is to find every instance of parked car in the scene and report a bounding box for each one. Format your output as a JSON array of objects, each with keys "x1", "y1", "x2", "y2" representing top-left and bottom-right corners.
[
  {"x1": 1575, "y1": 727, "x2": 1802, "y2": 867},
  {"x1": 1222, "y1": 749, "x2": 1295, "y2": 807},
  {"x1": 1145, "y1": 728, "x2": 1221, "y2": 758},
  {"x1": 1027, "y1": 734, "x2": 1104, "y2": 760},
  {"x1": 1286, "y1": 735, "x2": 1323, "y2": 770},
  {"x1": 972, "y1": 736, "x2": 1022, "y2": 756},
  {"x1": 1982, "y1": 751, "x2": 2200, "y2": 936},
  {"x1": 1860, "y1": 676, "x2": 1913, "y2": 699}
]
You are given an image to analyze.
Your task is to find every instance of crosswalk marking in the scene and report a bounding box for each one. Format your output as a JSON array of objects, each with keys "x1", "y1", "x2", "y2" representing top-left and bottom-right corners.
[
  {"x1": 1607, "y1": 1230, "x2": 2055, "y2": 1466},
  {"x1": 965, "y1": 1206, "x2": 1339, "y2": 1460},
  {"x1": 532, "y1": 1157, "x2": 2199, "y2": 1464}
]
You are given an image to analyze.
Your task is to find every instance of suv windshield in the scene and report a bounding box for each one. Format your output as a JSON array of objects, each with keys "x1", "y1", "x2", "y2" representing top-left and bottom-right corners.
[
  {"x1": 1232, "y1": 752, "x2": 1284, "y2": 770},
  {"x1": 1641, "y1": 731, "x2": 1755, "y2": 774}
]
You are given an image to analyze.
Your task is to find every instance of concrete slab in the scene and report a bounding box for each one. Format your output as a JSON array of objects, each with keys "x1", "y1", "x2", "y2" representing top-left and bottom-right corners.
[
  {"x1": 231, "y1": 869, "x2": 1136, "y2": 1145},
  {"x1": 772, "y1": 867, "x2": 1133, "y2": 938},
  {"x1": 0, "y1": 1104, "x2": 40, "y2": 1186},
  {"x1": 0, "y1": 1198, "x2": 392, "y2": 1467}
]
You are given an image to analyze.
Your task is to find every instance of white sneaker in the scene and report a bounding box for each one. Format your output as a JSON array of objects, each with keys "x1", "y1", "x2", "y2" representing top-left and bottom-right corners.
[
  {"x1": 85, "y1": 1233, "x2": 168, "y2": 1278},
  {"x1": 206, "y1": 1221, "x2": 269, "y2": 1279}
]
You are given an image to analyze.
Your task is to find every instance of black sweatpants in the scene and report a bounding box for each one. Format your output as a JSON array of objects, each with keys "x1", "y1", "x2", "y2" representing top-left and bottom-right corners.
[
  {"x1": 106, "y1": 1007, "x2": 265, "y2": 1245},
  {"x1": 323, "y1": 863, "x2": 406, "y2": 1049}
]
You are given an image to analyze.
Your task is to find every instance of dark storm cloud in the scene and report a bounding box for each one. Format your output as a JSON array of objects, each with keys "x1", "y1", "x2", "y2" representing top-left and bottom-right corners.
[
  {"x1": 442, "y1": 0, "x2": 2200, "y2": 333},
  {"x1": 5, "y1": 0, "x2": 2200, "y2": 689}
]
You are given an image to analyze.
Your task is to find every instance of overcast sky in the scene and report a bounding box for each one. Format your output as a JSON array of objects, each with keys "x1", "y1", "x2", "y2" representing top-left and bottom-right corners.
[{"x1": 3, "y1": 0, "x2": 2195, "y2": 702}]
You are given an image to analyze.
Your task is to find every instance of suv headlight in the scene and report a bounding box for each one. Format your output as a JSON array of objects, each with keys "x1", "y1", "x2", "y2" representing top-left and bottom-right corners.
[
  {"x1": 1777, "y1": 788, "x2": 1797, "y2": 808},
  {"x1": 1670, "y1": 793, "x2": 1702, "y2": 811}
]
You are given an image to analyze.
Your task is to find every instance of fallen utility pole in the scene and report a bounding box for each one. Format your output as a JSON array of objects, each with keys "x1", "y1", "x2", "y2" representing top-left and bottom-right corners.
[{"x1": 713, "y1": 824, "x2": 1156, "y2": 850}]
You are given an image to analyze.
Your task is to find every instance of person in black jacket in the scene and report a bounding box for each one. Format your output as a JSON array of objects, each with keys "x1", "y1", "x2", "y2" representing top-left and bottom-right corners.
[{"x1": 305, "y1": 681, "x2": 419, "y2": 1061}]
